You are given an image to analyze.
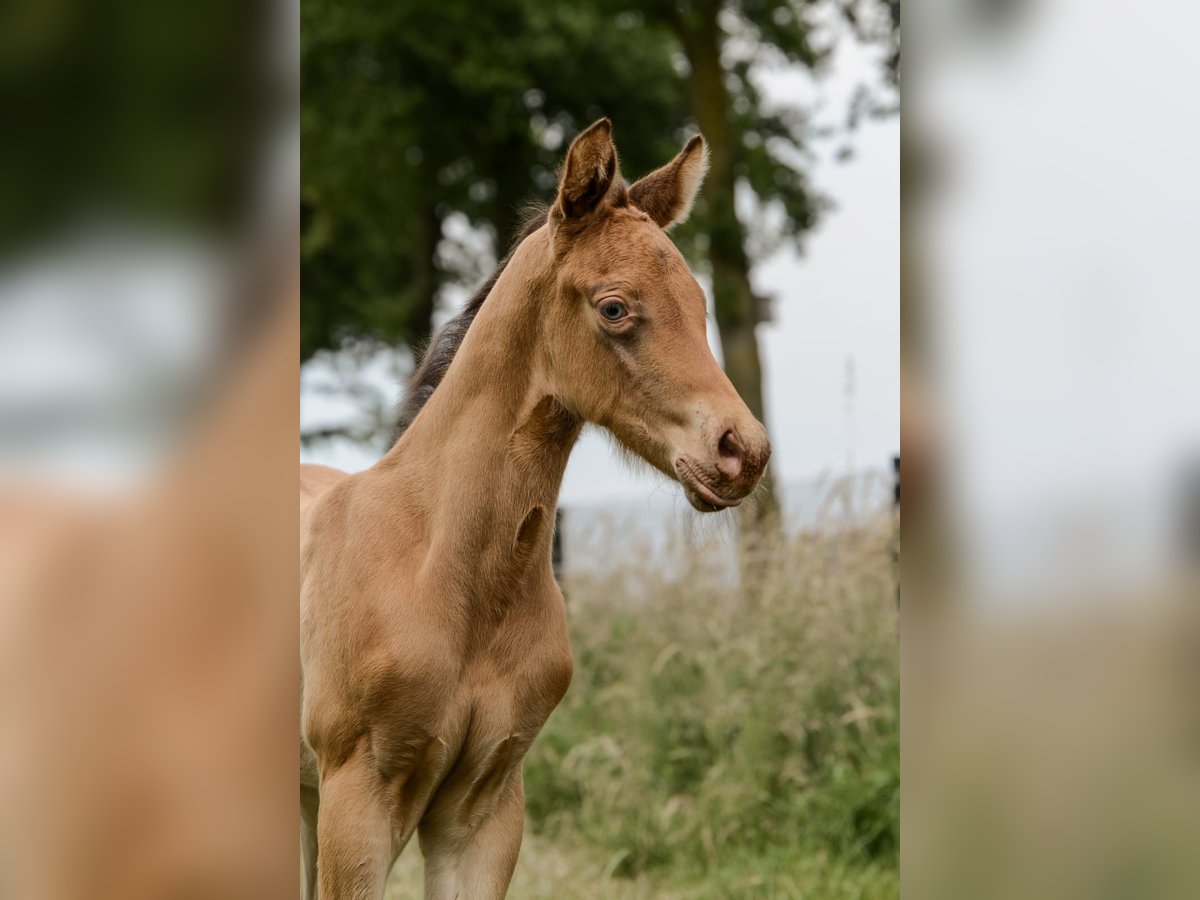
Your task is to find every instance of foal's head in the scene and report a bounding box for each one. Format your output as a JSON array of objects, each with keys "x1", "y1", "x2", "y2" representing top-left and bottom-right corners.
[{"x1": 541, "y1": 119, "x2": 770, "y2": 512}]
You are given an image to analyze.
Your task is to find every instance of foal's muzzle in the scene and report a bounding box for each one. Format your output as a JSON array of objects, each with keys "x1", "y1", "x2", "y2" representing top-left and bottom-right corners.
[{"x1": 674, "y1": 423, "x2": 770, "y2": 513}]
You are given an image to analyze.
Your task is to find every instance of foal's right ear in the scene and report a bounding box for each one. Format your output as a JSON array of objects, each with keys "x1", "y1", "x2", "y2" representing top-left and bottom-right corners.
[
  {"x1": 555, "y1": 118, "x2": 618, "y2": 221},
  {"x1": 629, "y1": 134, "x2": 708, "y2": 230}
]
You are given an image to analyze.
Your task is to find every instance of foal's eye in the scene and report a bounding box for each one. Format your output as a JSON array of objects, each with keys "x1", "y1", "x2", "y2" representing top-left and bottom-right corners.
[{"x1": 599, "y1": 300, "x2": 628, "y2": 322}]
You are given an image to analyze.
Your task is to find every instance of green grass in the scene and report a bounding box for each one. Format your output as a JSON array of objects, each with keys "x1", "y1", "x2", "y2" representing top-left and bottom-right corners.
[{"x1": 388, "y1": 518, "x2": 899, "y2": 898}]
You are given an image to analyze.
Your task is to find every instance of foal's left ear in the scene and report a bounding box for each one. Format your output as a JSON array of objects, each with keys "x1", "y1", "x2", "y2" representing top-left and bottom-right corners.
[
  {"x1": 555, "y1": 118, "x2": 619, "y2": 221},
  {"x1": 629, "y1": 134, "x2": 709, "y2": 230}
]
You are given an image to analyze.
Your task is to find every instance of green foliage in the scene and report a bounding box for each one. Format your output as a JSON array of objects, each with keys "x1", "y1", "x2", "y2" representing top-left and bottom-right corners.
[
  {"x1": 1, "y1": 1, "x2": 270, "y2": 254},
  {"x1": 525, "y1": 522, "x2": 899, "y2": 889}
]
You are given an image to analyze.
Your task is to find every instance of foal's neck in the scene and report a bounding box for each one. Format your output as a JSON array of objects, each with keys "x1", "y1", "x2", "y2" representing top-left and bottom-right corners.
[{"x1": 376, "y1": 228, "x2": 578, "y2": 578}]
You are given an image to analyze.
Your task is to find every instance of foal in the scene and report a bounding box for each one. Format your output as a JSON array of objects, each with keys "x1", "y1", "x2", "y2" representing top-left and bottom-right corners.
[{"x1": 300, "y1": 119, "x2": 770, "y2": 900}]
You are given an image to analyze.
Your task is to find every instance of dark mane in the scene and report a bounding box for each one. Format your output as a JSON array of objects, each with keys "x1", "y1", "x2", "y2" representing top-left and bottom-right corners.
[{"x1": 391, "y1": 206, "x2": 549, "y2": 444}]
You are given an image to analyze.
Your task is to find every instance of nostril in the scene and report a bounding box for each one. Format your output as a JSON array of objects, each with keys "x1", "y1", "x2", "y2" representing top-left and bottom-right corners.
[{"x1": 717, "y1": 429, "x2": 743, "y2": 479}]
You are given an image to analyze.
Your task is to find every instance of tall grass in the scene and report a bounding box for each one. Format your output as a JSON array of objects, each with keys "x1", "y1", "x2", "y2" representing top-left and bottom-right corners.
[{"x1": 388, "y1": 515, "x2": 899, "y2": 898}]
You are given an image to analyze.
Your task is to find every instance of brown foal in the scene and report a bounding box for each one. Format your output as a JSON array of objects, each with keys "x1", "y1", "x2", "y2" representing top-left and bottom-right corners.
[{"x1": 299, "y1": 119, "x2": 770, "y2": 900}]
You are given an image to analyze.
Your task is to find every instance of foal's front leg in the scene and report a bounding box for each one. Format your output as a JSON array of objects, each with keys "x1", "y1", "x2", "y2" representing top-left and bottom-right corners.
[
  {"x1": 316, "y1": 738, "x2": 448, "y2": 900},
  {"x1": 300, "y1": 782, "x2": 320, "y2": 900},
  {"x1": 418, "y1": 769, "x2": 525, "y2": 900},
  {"x1": 315, "y1": 750, "x2": 399, "y2": 900}
]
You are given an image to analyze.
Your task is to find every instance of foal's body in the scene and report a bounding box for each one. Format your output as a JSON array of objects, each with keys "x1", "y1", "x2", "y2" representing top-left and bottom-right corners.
[
  {"x1": 301, "y1": 230, "x2": 577, "y2": 896},
  {"x1": 301, "y1": 120, "x2": 769, "y2": 899}
]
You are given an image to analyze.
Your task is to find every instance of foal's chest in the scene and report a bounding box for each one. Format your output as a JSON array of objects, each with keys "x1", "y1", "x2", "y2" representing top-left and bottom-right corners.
[
  {"x1": 420, "y1": 630, "x2": 573, "y2": 809},
  {"x1": 450, "y1": 625, "x2": 574, "y2": 751}
]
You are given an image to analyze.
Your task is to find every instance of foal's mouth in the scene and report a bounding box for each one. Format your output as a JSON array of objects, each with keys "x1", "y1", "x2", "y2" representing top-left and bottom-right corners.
[{"x1": 675, "y1": 456, "x2": 742, "y2": 512}]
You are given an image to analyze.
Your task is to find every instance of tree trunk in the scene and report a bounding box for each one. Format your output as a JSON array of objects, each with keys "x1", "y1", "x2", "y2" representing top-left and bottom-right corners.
[{"x1": 678, "y1": 10, "x2": 780, "y2": 529}]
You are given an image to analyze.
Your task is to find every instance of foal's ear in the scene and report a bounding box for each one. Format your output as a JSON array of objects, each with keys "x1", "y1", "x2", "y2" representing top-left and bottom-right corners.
[
  {"x1": 555, "y1": 118, "x2": 618, "y2": 221},
  {"x1": 629, "y1": 134, "x2": 709, "y2": 230}
]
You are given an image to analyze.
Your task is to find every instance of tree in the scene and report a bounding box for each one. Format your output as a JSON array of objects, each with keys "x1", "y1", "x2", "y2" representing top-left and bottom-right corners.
[{"x1": 301, "y1": 0, "x2": 690, "y2": 359}]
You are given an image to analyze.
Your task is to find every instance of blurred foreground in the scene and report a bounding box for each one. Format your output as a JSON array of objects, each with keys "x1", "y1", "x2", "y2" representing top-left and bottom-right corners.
[
  {"x1": 0, "y1": 279, "x2": 299, "y2": 899},
  {"x1": 0, "y1": 1, "x2": 299, "y2": 896},
  {"x1": 905, "y1": 0, "x2": 1200, "y2": 896}
]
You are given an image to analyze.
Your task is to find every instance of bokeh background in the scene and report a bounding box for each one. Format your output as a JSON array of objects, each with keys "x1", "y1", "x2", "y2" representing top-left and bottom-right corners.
[
  {"x1": 300, "y1": 1, "x2": 900, "y2": 897},
  {"x1": 904, "y1": 0, "x2": 1200, "y2": 898}
]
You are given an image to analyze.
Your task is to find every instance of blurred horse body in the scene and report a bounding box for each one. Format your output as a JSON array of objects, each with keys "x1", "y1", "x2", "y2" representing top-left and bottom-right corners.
[
  {"x1": 299, "y1": 120, "x2": 769, "y2": 899},
  {"x1": 0, "y1": 283, "x2": 298, "y2": 900}
]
